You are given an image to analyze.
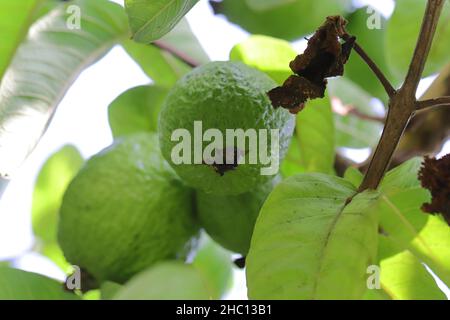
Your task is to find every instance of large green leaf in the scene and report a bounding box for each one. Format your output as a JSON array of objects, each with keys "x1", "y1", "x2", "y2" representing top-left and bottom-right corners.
[
  {"x1": 192, "y1": 236, "x2": 233, "y2": 299},
  {"x1": 386, "y1": 0, "x2": 450, "y2": 80},
  {"x1": 114, "y1": 262, "x2": 212, "y2": 300},
  {"x1": 125, "y1": 0, "x2": 200, "y2": 43},
  {"x1": 0, "y1": 0, "x2": 128, "y2": 178},
  {"x1": 374, "y1": 235, "x2": 446, "y2": 300},
  {"x1": 0, "y1": 0, "x2": 43, "y2": 80},
  {"x1": 280, "y1": 135, "x2": 305, "y2": 178},
  {"x1": 0, "y1": 267, "x2": 80, "y2": 300},
  {"x1": 345, "y1": 7, "x2": 394, "y2": 100},
  {"x1": 328, "y1": 78, "x2": 383, "y2": 149},
  {"x1": 229, "y1": 35, "x2": 297, "y2": 84},
  {"x1": 378, "y1": 158, "x2": 450, "y2": 286},
  {"x1": 296, "y1": 96, "x2": 335, "y2": 174},
  {"x1": 108, "y1": 85, "x2": 169, "y2": 138},
  {"x1": 246, "y1": 173, "x2": 379, "y2": 299}
]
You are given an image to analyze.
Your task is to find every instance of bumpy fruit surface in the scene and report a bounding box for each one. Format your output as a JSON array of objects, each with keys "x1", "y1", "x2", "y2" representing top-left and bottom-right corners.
[
  {"x1": 58, "y1": 133, "x2": 198, "y2": 284},
  {"x1": 197, "y1": 177, "x2": 279, "y2": 254},
  {"x1": 159, "y1": 61, "x2": 294, "y2": 195}
]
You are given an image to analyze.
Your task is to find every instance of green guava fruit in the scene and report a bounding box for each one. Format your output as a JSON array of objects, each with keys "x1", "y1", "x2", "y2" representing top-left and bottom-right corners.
[
  {"x1": 159, "y1": 61, "x2": 294, "y2": 196},
  {"x1": 58, "y1": 133, "x2": 199, "y2": 285},
  {"x1": 196, "y1": 177, "x2": 279, "y2": 254},
  {"x1": 212, "y1": 0, "x2": 351, "y2": 41}
]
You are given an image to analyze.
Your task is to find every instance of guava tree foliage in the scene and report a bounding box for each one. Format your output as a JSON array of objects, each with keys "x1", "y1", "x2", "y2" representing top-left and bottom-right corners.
[{"x1": 0, "y1": 0, "x2": 449, "y2": 300}]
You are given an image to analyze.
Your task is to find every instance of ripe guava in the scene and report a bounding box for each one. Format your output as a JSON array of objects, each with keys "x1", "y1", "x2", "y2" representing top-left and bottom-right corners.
[
  {"x1": 159, "y1": 61, "x2": 294, "y2": 195},
  {"x1": 196, "y1": 177, "x2": 279, "y2": 255},
  {"x1": 58, "y1": 133, "x2": 199, "y2": 285}
]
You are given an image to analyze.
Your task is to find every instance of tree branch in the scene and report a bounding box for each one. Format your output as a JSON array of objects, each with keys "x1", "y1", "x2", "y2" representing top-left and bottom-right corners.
[
  {"x1": 358, "y1": 0, "x2": 445, "y2": 192},
  {"x1": 153, "y1": 40, "x2": 200, "y2": 68},
  {"x1": 352, "y1": 42, "x2": 397, "y2": 98},
  {"x1": 403, "y1": 0, "x2": 445, "y2": 95},
  {"x1": 416, "y1": 96, "x2": 450, "y2": 110}
]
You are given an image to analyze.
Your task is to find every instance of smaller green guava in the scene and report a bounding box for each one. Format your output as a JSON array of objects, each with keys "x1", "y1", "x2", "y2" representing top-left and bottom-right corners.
[
  {"x1": 58, "y1": 133, "x2": 199, "y2": 285},
  {"x1": 196, "y1": 176, "x2": 280, "y2": 255}
]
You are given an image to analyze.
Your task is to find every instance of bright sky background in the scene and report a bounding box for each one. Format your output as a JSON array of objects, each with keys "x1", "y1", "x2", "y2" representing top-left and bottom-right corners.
[{"x1": 0, "y1": 0, "x2": 448, "y2": 299}]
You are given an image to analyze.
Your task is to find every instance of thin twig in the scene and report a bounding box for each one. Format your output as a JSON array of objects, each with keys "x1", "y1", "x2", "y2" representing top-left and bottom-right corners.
[
  {"x1": 416, "y1": 96, "x2": 450, "y2": 110},
  {"x1": 358, "y1": 0, "x2": 445, "y2": 192},
  {"x1": 403, "y1": 0, "x2": 445, "y2": 95},
  {"x1": 153, "y1": 40, "x2": 200, "y2": 68},
  {"x1": 352, "y1": 42, "x2": 397, "y2": 98}
]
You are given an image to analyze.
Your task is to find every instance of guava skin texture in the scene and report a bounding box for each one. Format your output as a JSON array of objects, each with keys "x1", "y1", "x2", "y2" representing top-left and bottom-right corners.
[
  {"x1": 196, "y1": 177, "x2": 279, "y2": 255},
  {"x1": 58, "y1": 133, "x2": 199, "y2": 285},
  {"x1": 159, "y1": 61, "x2": 294, "y2": 196}
]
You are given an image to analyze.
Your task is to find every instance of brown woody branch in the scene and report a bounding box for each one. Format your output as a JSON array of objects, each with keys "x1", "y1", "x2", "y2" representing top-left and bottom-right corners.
[
  {"x1": 153, "y1": 40, "x2": 200, "y2": 68},
  {"x1": 358, "y1": 0, "x2": 445, "y2": 192},
  {"x1": 416, "y1": 96, "x2": 450, "y2": 110}
]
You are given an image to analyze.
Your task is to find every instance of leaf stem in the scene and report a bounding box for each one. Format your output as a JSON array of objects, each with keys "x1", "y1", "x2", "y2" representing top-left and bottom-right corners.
[
  {"x1": 153, "y1": 40, "x2": 200, "y2": 68},
  {"x1": 358, "y1": 0, "x2": 445, "y2": 192}
]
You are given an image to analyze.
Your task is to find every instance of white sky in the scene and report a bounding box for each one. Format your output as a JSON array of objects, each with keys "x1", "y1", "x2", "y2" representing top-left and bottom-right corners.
[{"x1": 0, "y1": 0, "x2": 448, "y2": 300}]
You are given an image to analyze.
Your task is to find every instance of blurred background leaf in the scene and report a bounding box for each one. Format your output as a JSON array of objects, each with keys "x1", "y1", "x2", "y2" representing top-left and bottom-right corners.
[
  {"x1": 32, "y1": 145, "x2": 84, "y2": 271},
  {"x1": 114, "y1": 261, "x2": 213, "y2": 300},
  {"x1": 108, "y1": 85, "x2": 169, "y2": 137},
  {"x1": 375, "y1": 235, "x2": 446, "y2": 300},
  {"x1": 125, "y1": 0, "x2": 200, "y2": 43},
  {"x1": 230, "y1": 35, "x2": 297, "y2": 84},
  {"x1": 296, "y1": 96, "x2": 335, "y2": 174},
  {"x1": 0, "y1": 267, "x2": 79, "y2": 300},
  {"x1": 101, "y1": 281, "x2": 122, "y2": 300},
  {"x1": 345, "y1": 6, "x2": 395, "y2": 101},
  {"x1": 328, "y1": 78, "x2": 383, "y2": 149},
  {"x1": 0, "y1": 0, "x2": 128, "y2": 178},
  {"x1": 211, "y1": 0, "x2": 351, "y2": 41},
  {"x1": 192, "y1": 236, "x2": 233, "y2": 299},
  {"x1": 245, "y1": 0, "x2": 296, "y2": 12},
  {"x1": 386, "y1": 0, "x2": 450, "y2": 81}
]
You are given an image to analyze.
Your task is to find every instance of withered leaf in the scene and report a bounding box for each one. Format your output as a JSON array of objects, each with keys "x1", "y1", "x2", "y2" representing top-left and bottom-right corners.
[
  {"x1": 418, "y1": 154, "x2": 450, "y2": 226},
  {"x1": 268, "y1": 15, "x2": 355, "y2": 114}
]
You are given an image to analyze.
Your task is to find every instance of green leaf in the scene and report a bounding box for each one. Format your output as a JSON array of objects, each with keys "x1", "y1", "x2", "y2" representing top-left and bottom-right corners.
[
  {"x1": 245, "y1": 0, "x2": 296, "y2": 11},
  {"x1": 343, "y1": 166, "x2": 363, "y2": 188},
  {"x1": 216, "y1": 0, "x2": 351, "y2": 41},
  {"x1": 386, "y1": 0, "x2": 450, "y2": 80},
  {"x1": 345, "y1": 7, "x2": 394, "y2": 100},
  {"x1": 375, "y1": 235, "x2": 446, "y2": 300},
  {"x1": 32, "y1": 145, "x2": 84, "y2": 243},
  {"x1": 114, "y1": 262, "x2": 212, "y2": 300},
  {"x1": 280, "y1": 135, "x2": 305, "y2": 178},
  {"x1": 125, "y1": 0, "x2": 200, "y2": 43},
  {"x1": 0, "y1": 0, "x2": 43, "y2": 80},
  {"x1": 100, "y1": 281, "x2": 122, "y2": 300},
  {"x1": 192, "y1": 236, "x2": 233, "y2": 299},
  {"x1": 0, "y1": 267, "x2": 80, "y2": 300},
  {"x1": 108, "y1": 85, "x2": 169, "y2": 138},
  {"x1": 230, "y1": 35, "x2": 297, "y2": 84},
  {"x1": 246, "y1": 173, "x2": 379, "y2": 299},
  {"x1": 328, "y1": 78, "x2": 383, "y2": 149},
  {"x1": 378, "y1": 158, "x2": 450, "y2": 286},
  {"x1": 0, "y1": 0, "x2": 128, "y2": 177},
  {"x1": 296, "y1": 96, "x2": 335, "y2": 174}
]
